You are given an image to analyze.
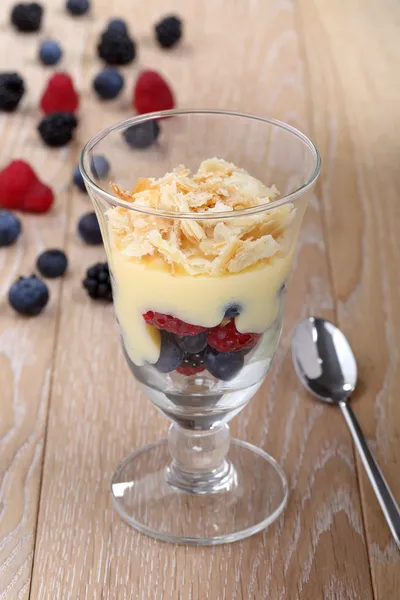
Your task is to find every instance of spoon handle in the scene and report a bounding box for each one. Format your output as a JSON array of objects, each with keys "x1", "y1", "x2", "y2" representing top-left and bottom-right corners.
[{"x1": 339, "y1": 400, "x2": 400, "y2": 549}]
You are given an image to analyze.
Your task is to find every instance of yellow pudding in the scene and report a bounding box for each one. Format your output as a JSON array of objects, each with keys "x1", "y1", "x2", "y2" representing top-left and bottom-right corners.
[{"x1": 106, "y1": 159, "x2": 296, "y2": 367}]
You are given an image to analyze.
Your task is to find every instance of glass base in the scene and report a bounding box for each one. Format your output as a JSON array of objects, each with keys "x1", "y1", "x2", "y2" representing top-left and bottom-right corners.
[{"x1": 110, "y1": 438, "x2": 288, "y2": 545}]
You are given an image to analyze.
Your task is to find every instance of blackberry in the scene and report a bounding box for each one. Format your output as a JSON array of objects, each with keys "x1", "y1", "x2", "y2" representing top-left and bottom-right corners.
[
  {"x1": 0, "y1": 73, "x2": 25, "y2": 112},
  {"x1": 8, "y1": 275, "x2": 49, "y2": 316},
  {"x1": 97, "y1": 29, "x2": 136, "y2": 66},
  {"x1": 38, "y1": 111, "x2": 78, "y2": 147},
  {"x1": 123, "y1": 120, "x2": 160, "y2": 149},
  {"x1": 36, "y1": 249, "x2": 68, "y2": 278},
  {"x1": 83, "y1": 262, "x2": 112, "y2": 301},
  {"x1": 78, "y1": 211, "x2": 102, "y2": 245},
  {"x1": 11, "y1": 2, "x2": 43, "y2": 33},
  {"x1": 155, "y1": 15, "x2": 182, "y2": 48},
  {"x1": 0, "y1": 210, "x2": 21, "y2": 246}
]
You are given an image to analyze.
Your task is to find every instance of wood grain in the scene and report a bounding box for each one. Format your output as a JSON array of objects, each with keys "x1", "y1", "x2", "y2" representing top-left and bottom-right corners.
[{"x1": 0, "y1": 0, "x2": 397, "y2": 598}]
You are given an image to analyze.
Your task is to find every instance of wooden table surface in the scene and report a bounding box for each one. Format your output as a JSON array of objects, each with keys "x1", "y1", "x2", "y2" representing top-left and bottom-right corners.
[{"x1": 1, "y1": 0, "x2": 400, "y2": 598}]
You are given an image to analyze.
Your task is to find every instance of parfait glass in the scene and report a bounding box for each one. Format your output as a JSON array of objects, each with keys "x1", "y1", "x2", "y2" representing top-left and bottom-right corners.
[{"x1": 80, "y1": 110, "x2": 320, "y2": 545}]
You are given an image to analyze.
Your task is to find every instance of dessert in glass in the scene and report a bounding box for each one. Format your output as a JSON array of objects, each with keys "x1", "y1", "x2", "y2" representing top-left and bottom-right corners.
[{"x1": 80, "y1": 110, "x2": 320, "y2": 545}]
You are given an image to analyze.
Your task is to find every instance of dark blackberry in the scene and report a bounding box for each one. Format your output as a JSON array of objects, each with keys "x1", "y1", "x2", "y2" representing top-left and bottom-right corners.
[
  {"x1": 155, "y1": 15, "x2": 182, "y2": 48},
  {"x1": 38, "y1": 112, "x2": 78, "y2": 147},
  {"x1": 97, "y1": 29, "x2": 136, "y2": 65},
  {"x1": 0, "y1": 73, "x2": 25, "y2": 112},
  {"x1": 11, "y1": 2, "x2": 43, "y2": 33},
  {"x1": 83, "y1": 262, "x2": 112, "y2": 301}
]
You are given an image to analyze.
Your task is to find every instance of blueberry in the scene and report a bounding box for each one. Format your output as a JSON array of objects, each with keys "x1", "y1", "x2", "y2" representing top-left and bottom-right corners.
[
  {"x1": 224, "y1": 304, "x2": 242, "y2": 318},
  {"x1": 176, "y1": 332, "x2": 207, "y2": 354},
  {"x1": 204, "y1": 348, "x2": 244, "y2": 381},
  {"x1": 8, "y1": 275, "x2": 49, "y2": 316},
  {"x1": 73, "y1": 165, "x2": 87, "y2": 193},
  {"x1": 66, "y1": 0, "x2": 89, "y2": 16},
  {"x1": 78, "y1": 211, "x2": 102, "y2": 245},
  {"x1": 93, "y1": 67, "x2": 124, "y2": 100},
  {"x1": 107, "y1": 18, "x2": 128, "y2": 34},
  {"x1": 37, "y1": 248, "x2": 68, "y2": 278},
  {"x1": 180, "y1": 350, "x2": 205, "y2": 369},
  {"x1": 90, "y1": 154, "x2": 110, "y2": 179},
  {"x1": 39, "y1": 40, "x2": 62, "y2": 66},
  {"x1": 0, "y1": 210, "x2": 21, "y2": 246},
  {"x1": 154, "y1": 332, "x2": 184, "y2": 373},
  {"x1": 123, "y1": 120, "x2": 160, "y2": 149}
]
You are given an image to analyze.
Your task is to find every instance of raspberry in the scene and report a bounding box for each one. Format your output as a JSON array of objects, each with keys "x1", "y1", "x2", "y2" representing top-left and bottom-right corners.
[
  {"x1": 133, "y1": 70, "x2": 175, "y2": 115},
  {"x1": 22, "y1": 181, "x2": 54, "y2": 213},
  {"x1": 143, "y1": 311, "x2": 207, "y2": 336},
  {"x1": 207, "y1": 319, "x2": 261, "y2": 353},
  {"x1": 176, "y1": 365, "x2": 205, "y2": 376},
  {"x1": 0, "y1": 160, "x2": 38, "y2": 209},
  {"x1": 40, "y1": 73, "x2": 79, "y2": 114}
]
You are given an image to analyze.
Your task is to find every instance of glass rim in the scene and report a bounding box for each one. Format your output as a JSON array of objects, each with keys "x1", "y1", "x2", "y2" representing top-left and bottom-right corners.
[{"x1": 80, "y1": 109, "x2": 321, "y2": 220}]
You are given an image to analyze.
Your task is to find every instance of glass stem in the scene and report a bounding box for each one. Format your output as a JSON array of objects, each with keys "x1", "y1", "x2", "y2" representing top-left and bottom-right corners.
[{"x1": 166, "y1": 423, "x2": 234, "y2": 494}]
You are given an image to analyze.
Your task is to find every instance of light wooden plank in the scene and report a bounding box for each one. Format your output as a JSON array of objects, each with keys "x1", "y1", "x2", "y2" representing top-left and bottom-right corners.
[
  {"x1": 297, "y1": 0, "x2": 400, "y2": 597},
  {"x1": 28, "y1": 1, "x2": 375, "y2": 599}
]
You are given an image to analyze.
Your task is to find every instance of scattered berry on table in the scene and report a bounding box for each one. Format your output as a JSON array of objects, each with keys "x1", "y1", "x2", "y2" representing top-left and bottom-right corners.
[
  {"x1": 39, "y1": 40, "x2": 62, "y2": 66},
  {"x1": 0, "y1": 160, "x2": 37, "y2": 209},
  {"x1": 90, "y1": 154, "x2": 110, "y2": 179},
  {"x1": 37, "y1": 248, "x2": 68, "y2": 278},
  {"x1": 176, "y1": 350, "x2": 206, "y2": 376},
  {"x1": 97, "y1": 28, "x2": 136, "y2": 66},
  {"x1": 8, "y1": 275, "x2": 49, "y2": 316},
  {"x1": 78, "y1": 211, "x2": 102, "y2": 245},
  {"x1": 66, "y1": 0, "x2": 89, "y2": 16},
  {"x1": 154, "y1": 332, "x2": 184, "y2": 373},
  {"x1": 73, "y1": 165, "x2": 86, "y2": 192},
  {"x1": 204, "y1": 348, "x2": 244, "y2": 381},
  {"x1": 107, "y1": 18, "x2": 128, "y2": 34},
  {"x1": 0, "y1": 73, "x2": 25, "y2": 112},
  {"x1": 133, "y1": 70, "x2": 175, "y2": 114},
  {"x1": 22, "y1": 180, "x2": 54, "y2": 213},
  {"x1": 40, "y1": 72, "x2": 79, "y2": 114},
  {"x1": 143, "y1": 311, "x2": 208, "y2": 336},
  {"x1": 207, "y1": 319, "x2": 261, "y2": 353},
  {"x1": 82, "y1": 262, "x2": 112, "y2": 301},
  {"x1": 155, "y1": 15, "x2": 182, "y2": 48},
  {"x1": 123, "y1": 120, "x2": 160, "y2": 149},
  {"x1": 0, "y1": 210, "x2": 21, "y2": 246},
  {"x1": 224, "y1": 304, "x2": 241, "y2": 318},
  {"x1": 38, "y1": 111, "x2": 78, "y2": 147},
  {"x1": 93, "y1": 67, "x2": 124, "y2": 100},
  {"x1": 176, "y1": 332, "x2": 208, "y2": 354},
  {"x1": 10, "y1": 2, "x2": 43, "y2": 33}
]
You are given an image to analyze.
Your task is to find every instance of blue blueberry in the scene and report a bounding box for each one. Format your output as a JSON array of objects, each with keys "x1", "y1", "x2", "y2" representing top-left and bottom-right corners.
[
  {"x1": 0, "y1": 210, "x2": 21, "y2": 246},
  {"x1": 39, "y1": 40, "x2": 63, "y2": 66},
  {"x1": 8, "y1": 275, "x2": 49, "y2": 316},
  {"x1": 37, "y1": 249, "x2": 68, "y2": 278},
  {"x1": 123, "y1": 120, "x2": 160, "y2": 149},
  {"x1": 73, "y1": 165, "x2": 87, "y2": 193},
  {"x1": 66, "y1": 0, "x2": 90, "y2": 16},
  {"x1": 78, "y1": 212, "x2": 102, "y2": 245},
  {"x1": 154, "y1": 332, "x2": 184, "y2": 373},
  {"x1": 176, "y1": 332, "x2": 208, "y2": 354},
  {"x1": 90, "y1": 154, "x2": 110, "y2": 179},
  {"x1": 204, "y1": 348, "x2": 244, "y2": 381},
  {"x1": 93, "y1": 68, "x2": 124, "y2": 100},
  {"x1": 224, "y1": 304, "x2": 242, "y2": 318},
  {"x1": 107, "y1": 18, "x2": 128, "y2": 34}
]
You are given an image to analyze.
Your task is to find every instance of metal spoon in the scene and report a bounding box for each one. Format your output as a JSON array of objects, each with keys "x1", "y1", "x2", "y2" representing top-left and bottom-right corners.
[{"x1": 292, "y1": 316, "x2": 400, "y2": 549}]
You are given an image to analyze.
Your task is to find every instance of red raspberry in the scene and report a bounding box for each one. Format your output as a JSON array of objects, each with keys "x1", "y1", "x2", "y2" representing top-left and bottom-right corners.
[
  {"x1": 40, "y1": 73, "x2": 79, "y2": 114},
  {"x1": 207, "y1": 319, "x2": 261, "y2": 353},
  {"x1": 0, "y1": 160, "x2": 38, "y2": 209},
  {"x1": 143, "y1": 311, "x2": 207, "y2": 336},
  {"x1": 22, "y1": 181, "x2": 54, "y2": 213},
  {"x1": 133, "y1": 70, "x2": 175, "y2": 114},
  {"x1": 176, "y1": 365, "x2": 206, "y2": 376}
]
